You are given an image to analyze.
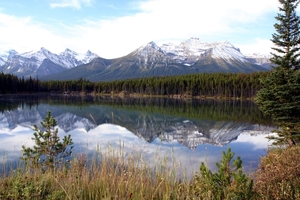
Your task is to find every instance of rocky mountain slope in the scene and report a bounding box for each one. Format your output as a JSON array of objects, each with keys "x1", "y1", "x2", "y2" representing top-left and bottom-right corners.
[
  {"x1": 41, "y1": 38, "x2": 270, "y2": 81},
  {"x1": 0, "y1": 38, "x2": 271, "y2": 81},
  {"x1": 0, "y1": 48, "x2": 98, "y2": 78},
  {"x1": 245, "y1": 53, "x2": 272, "y2": 69}
]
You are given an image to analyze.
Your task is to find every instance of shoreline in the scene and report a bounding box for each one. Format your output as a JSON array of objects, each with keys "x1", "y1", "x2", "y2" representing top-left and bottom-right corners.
[{"x1": 0, "y1": 91, "x2": 256, "y2": 101}]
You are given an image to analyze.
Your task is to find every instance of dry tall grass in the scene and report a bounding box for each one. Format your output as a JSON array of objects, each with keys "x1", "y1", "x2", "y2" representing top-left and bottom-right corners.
[
  {"x1": 1, "y1": 145, "x2": 300, "y2": 199},
  {"x1": 254, "y1": 145, "x2": 300, "y2": 199},
  {"x1": 0, "y1": 149, "x2": 192, "y2": 200}
]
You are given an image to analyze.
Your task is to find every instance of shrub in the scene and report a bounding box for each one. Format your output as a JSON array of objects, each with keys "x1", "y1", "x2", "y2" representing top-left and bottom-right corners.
[
  {"x1": 190, "y1": 148, "x2": 255, "y2": 199},
  {"x1": 21, "y1": 111, "x2": 74, "y2": 173},
  {"x1": 254, "y1": 146, "x2": 300, "y2": 199}
]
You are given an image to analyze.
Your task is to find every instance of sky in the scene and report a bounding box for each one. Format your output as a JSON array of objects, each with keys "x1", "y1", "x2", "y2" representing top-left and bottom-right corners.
[{"x1": 0, "y1": 0, "x2": 287, "y2": 58}]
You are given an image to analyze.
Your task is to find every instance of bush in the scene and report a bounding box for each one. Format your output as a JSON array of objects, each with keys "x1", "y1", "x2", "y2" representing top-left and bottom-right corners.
[
  {"x1": 254, "y1": 146, "x2": 300, "y2": 199},
  {"x1": 21, "y1": 111, "x2": 74, "y2": 173},
  {"x1": 190, "y1": 148, "x2": 255, "y2": 199}
]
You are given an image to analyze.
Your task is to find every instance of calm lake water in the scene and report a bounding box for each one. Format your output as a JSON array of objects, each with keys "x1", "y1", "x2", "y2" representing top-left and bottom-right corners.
[{"x1": 0, "y1": 95, "x2": 275, "y2": 177}]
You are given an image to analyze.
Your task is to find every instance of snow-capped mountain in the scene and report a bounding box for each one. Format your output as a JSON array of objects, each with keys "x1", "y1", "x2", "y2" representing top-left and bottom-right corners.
[
  {"x1": 245, "y1": 53, "x2": 272, "y2": 69},
  {"x1": 0, "y1": 48, "x2": 98, "y2": 78},
  {"x1": 132, "y1": 38, "x2": 253, "y2": 67},
  {"x1": 0, "y1": 50, "x2": 17, "y2": 66},
  {"x1": 0, "y1": 37, "x2": 270, "y2": 81},
  {"x1": 58, "y1": 48, "x2": 98, "y2": 68},
  {"x1": 160, "y1": 38, "x2": 250, "y2": 66},
  {"x1": 41, "y1": 38, "x2": 268, "y2": 81}
]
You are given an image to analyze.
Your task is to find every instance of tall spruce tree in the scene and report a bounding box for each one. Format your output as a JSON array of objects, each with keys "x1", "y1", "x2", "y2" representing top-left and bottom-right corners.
[{"x1": 256, "y1": 0, "x2": 300, "y2": 146}]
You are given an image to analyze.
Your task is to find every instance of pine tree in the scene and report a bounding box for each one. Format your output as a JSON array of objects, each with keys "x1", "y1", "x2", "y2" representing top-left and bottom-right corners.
[
  {"x1": 191, "y1": 148, "x2": 254, "y2": 199},
  {"x1": 256, "y1": 0, "x2": 300, "y2": 146},
  {"x1": 21, "y1": 111, "x2": 74, "y2": 172}
]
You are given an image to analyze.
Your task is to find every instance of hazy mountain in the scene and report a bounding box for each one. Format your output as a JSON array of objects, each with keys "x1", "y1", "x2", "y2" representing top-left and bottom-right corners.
[
  {"x1": 0, "y1": 38, "x2": 270, "y2": 81},
  {"x1": 245, "y1": 53, "x2": 272, "y2": 69},
  {"x1": 0, "y1": 48, "x2": 98, "y2": 78},
  {"x1": 41, "y1": 38, "x2": 269, "y2": 81}
]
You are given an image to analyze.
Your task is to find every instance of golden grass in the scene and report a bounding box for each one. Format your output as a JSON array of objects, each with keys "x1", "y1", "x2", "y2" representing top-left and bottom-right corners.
[
  {"x1": 254, "y1": 145, "x2": 300, "y2": 200},
  {"x1": 0, "y1": 148, "x2": 192, "y2": 200},
  {"x1": 1, "y1": 145, "x2": 300, "y2": 199}
]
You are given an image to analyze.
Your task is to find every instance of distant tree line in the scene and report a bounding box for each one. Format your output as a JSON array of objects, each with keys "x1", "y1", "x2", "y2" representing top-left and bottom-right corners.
[
  {"x1": 0, "y1": 71, "x2": 269, "y2": 98},
  {"x1": 0, "y1": 72, "x2": 40, "y2": 93}
]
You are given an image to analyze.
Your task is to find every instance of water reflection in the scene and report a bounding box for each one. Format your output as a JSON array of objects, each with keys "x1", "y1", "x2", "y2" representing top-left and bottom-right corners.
[{"x1": 0, "y1": 95, "x2": 275, "y2": 176}]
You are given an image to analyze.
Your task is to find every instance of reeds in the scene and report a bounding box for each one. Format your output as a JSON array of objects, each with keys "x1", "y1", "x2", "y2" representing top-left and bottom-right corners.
[
  {"x1": 0, "y1": 145, "x2": 192, "y2": 199},
  {"x1": 1, "y1": 145, "x2": 300, "y2": 199}
]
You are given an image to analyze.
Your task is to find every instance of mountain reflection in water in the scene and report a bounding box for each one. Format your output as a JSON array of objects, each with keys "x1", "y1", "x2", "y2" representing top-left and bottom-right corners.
[{"x1": 0, "y1": 95, "x2": 275, "y2": 176}]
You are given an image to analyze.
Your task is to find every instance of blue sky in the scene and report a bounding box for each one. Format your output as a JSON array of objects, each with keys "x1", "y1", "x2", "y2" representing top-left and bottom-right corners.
[{"x1": 0, "y1": 0, "x2": 285, "y2": 58}]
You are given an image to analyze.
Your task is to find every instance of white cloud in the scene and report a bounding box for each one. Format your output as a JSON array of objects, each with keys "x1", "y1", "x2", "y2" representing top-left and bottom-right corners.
[
  {"x1": 50, "y1": 0, "x2": 93, "y2": 9},
  {"x1": 0, "y1": 0, "x2": 282, "y2": 58},
  {"x1": 238, "y1": 38, "x2": 274, "y2": 55},
  {"x1": 232, "y1": 133, "x2": 275, "y2": 150},
  {"x1": 0, "y1": 122, "x2": 273, "y2": 177},
  {"x1": 66, "y1": 0, "x2": 279, "y2": 58},
  {"x1": 0, "y1": 12, "x2": 68, "y2": 54}
]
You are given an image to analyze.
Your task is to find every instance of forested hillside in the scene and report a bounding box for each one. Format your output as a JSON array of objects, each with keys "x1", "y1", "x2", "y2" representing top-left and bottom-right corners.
[{"x1": 0, "y1": 72, "x2": 268, "y2": 99}]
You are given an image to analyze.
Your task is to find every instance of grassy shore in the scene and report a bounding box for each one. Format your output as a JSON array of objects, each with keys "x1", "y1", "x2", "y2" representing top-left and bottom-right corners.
[
  {"x1": 1, "y1": 145, "x2": 300, "y2": 200},
  {"x1": 0, "y1": 150, "x2": 193, "y2": 200}
]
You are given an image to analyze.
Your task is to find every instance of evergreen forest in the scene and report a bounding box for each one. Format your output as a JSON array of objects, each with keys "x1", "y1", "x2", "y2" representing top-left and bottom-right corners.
[{"x1": 0, "y1": 71, "x2": 268, "y2": 99}]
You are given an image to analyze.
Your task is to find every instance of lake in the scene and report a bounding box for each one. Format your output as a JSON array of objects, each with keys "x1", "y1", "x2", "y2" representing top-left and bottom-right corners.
[{"x1": 0, "y1": 94, "x2": 275, "y2": 178}]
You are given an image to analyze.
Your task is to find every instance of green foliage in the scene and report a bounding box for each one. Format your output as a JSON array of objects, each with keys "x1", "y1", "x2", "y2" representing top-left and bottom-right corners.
[
  {"x1": 91, "y1": 72, "x2": 266, "y2": 98},
  {"x1": 1, "y1": 71, "x2": 268, "y2": 99},
  {"x1": 256, "y1": 68, "x2": 300, "y2": 145},
  {"x1": 270, "y1": 0, "x2": 300, "y2": 70},
  {"x1": 4, "y1": 169, "x2": 36, "y2": 199},
  {"x1": 256, "y1": 0, "x2": 300, "y2": 146},
  {"x1": 0, "y1": 72, "x2": 41, "y2": 94},
  {"x1": 191, "y1": 148, "x2": 255, "y2": 199},
  {"x1": 21, "y1": 111, "x2": 74, "y2": 172}
]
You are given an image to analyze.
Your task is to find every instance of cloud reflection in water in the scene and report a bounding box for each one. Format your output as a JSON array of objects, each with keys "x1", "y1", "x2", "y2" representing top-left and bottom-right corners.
[{"x1": 0, "y1": 123, "x2": 273, "y2": 178}]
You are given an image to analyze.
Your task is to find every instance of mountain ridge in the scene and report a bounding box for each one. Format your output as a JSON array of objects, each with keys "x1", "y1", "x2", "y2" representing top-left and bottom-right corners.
[
  {"x1": 0, "y1": 38, "x2": 271, "y2": 81},
  {"x1": 0, "y1": 48, "x2": 99, "y2": 77}
]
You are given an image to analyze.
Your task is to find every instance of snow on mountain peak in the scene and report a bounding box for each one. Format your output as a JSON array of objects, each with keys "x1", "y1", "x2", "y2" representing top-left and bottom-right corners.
[
  {"x1": 40, "y1": 47, "x2": 50, "y2": 52},
  {"x1": 160, "y1": 38, "x2": 209, "y2": 64},
  {"x1": 148, "y1": 41, "x2": 159, "y2": 48},
  {"x1": 158, "y1": 38, "x2": 252, "y2": 65},
  {"x1": 138, "y1": 41, "x2": 162, "y2": 51},
  {"x1": 0, "y1": 50, "x2": 18, "y2": 65},
  {"x1": 135, "y1": 41, "x2": 166, "y2": 56},
  {"x1": 60, "y1": 48, "x2": 78, "y2": 57},
  {"x1": 1, "y1": 47, "x2": 99, "y2": 72},
  {"x1": 17, "y1": 48, "x2": 51, "y2": 65},
  {"x1": 86, "y1": 50, "x2": 92, "y2": 55},
  {"x1": 220, "y1": 41, "x2": 233, "y2": 47},
  {"x1": 211, "y1": 41, "x2": 248, "y2": 63},
  {"x1": 81, "y1": 50, "x2": 98, "y2": 64},
  {"x1": 1, "y1": 37, "x2": 269, "y2": 78},
  {"x1": 8, "y1": 50, "x2": 18, "y2": 58}
]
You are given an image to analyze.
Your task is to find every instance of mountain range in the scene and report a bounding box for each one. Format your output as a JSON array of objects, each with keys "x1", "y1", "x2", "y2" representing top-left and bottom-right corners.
[
  {"x1": 0, "y1": 48, "x2": 98, "y2": 78},
  {"x1": 0, "y1": 38, "x2": 271, "y2": 81}
]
